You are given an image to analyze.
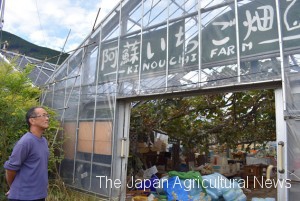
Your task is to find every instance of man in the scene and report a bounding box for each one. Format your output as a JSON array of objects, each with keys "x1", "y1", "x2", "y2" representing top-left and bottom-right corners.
[{"x1": 4, "y1": 107, "x2": 50, "y2": 201}]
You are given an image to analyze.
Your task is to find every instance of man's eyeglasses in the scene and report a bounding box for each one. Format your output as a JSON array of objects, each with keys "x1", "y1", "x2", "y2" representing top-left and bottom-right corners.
[{"x1": 30, "y1": 114, "x2": 50, "y2": 118}]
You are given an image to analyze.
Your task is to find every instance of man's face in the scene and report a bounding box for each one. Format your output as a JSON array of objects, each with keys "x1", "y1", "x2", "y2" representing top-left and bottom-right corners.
[{"x1": 30, "y1": 108, "x2": 50, "y2": 130}]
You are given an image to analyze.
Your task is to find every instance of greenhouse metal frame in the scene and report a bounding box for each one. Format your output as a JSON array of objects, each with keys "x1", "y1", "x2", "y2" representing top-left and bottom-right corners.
[{"x1": 41, "y1": 0, "x2": 300, "y2": 200}]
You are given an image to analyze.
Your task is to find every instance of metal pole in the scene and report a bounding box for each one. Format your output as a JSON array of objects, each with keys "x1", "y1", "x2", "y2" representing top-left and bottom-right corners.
[
  {"x1": 138, "y1": 0, "x2": 144, "y2": 95},
  {"x1": 275, "y1": 0, "x2": 286, "y2": 111},
  {"x1": 72, "y1": 46, "x2": 84, "y2": 185},
  {"x1": 92, "y1": 8, "x2": 101, "y2": 32},
  {"x1": 165, "y1": 0, "x2": 170, "y2": 91},
  {"x1": 198, "y1": 0, "x2": 202, "y2": 87},
  {"x1": 56, "y1": 29, "x2": 71, "y2": 66},
  {"x1": 234, "y1": 0, "x2": 241, "y2": 83},
  {"x1": 109, "y1": 1, "x2": 123, "y2": 198}
]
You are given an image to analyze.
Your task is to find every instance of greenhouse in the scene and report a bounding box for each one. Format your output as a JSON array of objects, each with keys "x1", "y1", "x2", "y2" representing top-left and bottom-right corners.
[{"x1": 40, "y1": 0, "x2": 300, "y2": 200}]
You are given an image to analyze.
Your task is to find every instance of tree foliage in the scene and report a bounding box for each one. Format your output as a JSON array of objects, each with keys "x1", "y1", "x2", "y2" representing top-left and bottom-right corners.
[
  {"x1": 0, "y1": 61, "x2": 62, "y2": 199},
  {"x1": 130, "y1": 89, "x2": 276, "y2": 153}
]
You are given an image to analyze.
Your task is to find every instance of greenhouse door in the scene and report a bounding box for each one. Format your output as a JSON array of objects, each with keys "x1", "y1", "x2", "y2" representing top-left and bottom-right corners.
[
  {"x1": 111, "y1": 100, "x2": 131, "y2": 199},
  {"x1": 275, "y1": 89, "x2": 288, "y2": 200}
]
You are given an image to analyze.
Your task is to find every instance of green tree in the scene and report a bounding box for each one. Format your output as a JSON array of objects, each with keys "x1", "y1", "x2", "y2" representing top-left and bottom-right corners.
[
  {"x1": 130, "y1": 90, "x2": 275, "y2": 153},
  {"x1": 0, "y1": 61, "x2": 62, "y2": 199}
]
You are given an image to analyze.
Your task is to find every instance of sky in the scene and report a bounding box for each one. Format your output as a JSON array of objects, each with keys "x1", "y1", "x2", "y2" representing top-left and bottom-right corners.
[{"x1": 3, "y1": 0, "x2": 120, "y2": 52}]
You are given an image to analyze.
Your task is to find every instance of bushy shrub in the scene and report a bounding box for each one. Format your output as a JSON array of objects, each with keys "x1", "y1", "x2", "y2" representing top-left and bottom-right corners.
[{"x1": 0, "y1": 61, "x2": 63, "y2": 199}]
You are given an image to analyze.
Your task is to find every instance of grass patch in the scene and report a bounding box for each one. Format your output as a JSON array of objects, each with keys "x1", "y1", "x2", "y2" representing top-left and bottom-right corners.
[{"x1": 47, "y1": 178, "x2": 103, "y2": 201}]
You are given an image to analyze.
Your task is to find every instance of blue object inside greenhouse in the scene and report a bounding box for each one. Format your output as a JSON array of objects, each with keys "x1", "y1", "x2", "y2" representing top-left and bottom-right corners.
[
  {"x1": 161, "y1": 173, "x2": 247, "y2": 201},
  {"x1": 136, "y1": 174, "x2": 159, "y2": 192},
  {"x1": 251, "y1": 198, "x2": 275, "y2": 201}
]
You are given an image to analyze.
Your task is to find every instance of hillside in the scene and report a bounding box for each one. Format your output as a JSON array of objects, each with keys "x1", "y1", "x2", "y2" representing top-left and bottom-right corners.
[{"x1": 1, "y1": 31, "x2": 69, "y2": 64}]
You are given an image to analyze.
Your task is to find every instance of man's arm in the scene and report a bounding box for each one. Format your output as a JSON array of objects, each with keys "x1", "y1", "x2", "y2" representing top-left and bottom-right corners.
[{"x1": 5, "y1": 169, "x2": 17, "y2": 187}]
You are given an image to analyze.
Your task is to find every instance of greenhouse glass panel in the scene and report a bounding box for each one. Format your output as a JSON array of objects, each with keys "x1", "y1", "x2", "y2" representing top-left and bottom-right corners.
[
  {"x1": 99, "y1": 38, "x2": 118, "y2": 83},
  {"x1": 82, "y1": 33, "x2": 99, "y2": 86},
  {"x1": 285, "y1": 53, "x2": 300, "y2": 200},
  {"x1": 167, "y1": 15, "x2": 199, "y2": 90},
  {"x1": 200, "y1": 0, "x2": 229, "y2": 10},
  {"x1": 140, "y1": 22, "x2": 182, "y2": 94},
  {"x1": 282, "y1": 2, "x2": 300, "y2": 197},
  {"x1": 59, "y1": 51, "x2": 82, "y2": 185},
  {"x1": 63, "y1": 86, "x2": 80, "y2": 120},
  {"x1": 200, "y1": 2, "x2": 238, "y2": 87},
  {"x1": 100, "y1": 3, "x2": 121, "y2": 41},
  {"x1": 168, "y1": 0, "x2": 198, "y2": 21},
  {"x1": 51, "y1": 63, "x2": 68, "y2": 85},
  {"x1": 53, "y1": 90, "x2": 66, "y2": 117},
  {"x1": 73, "y1": 83, "x2": 97, "y2": 192},
  {"x1": 124, "y1": 0, "x2": 142, "y2": 34},
  {"x1": 240, "y1": 57, "x2": 281, "y2": 83},
  {"x1": 41, "y1": 85, "x2": 54, "y2": 108},
  {"x1": 66, "y1": 50, "x2": 83, "y2": 88},
  {"x1": 117, "y1": 32, "x2": 141, "y2": 96},
  {"x1": 280, "y1": 0, "x2": 300, "y2": 53},
  {"x1": 143, "y1": 0, "x2": 168, "y2": 28},
  {"x1": 60, "y1": 121, "x2": 77, "y2": 186}
]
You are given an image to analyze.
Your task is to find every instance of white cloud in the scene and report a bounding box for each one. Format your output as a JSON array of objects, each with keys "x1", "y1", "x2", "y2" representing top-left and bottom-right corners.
[{"x1": 3, "y1": 0, "x2": 120, "y2": 52}]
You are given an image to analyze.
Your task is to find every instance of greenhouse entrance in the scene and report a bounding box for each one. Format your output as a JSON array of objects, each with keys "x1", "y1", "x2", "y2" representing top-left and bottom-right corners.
[
  {"x1": 41, "y1": 0, "x2": 300, "y2": 200},
  {"x1": 120, "y1": 87, "x2": 286, "y2": 201}
]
